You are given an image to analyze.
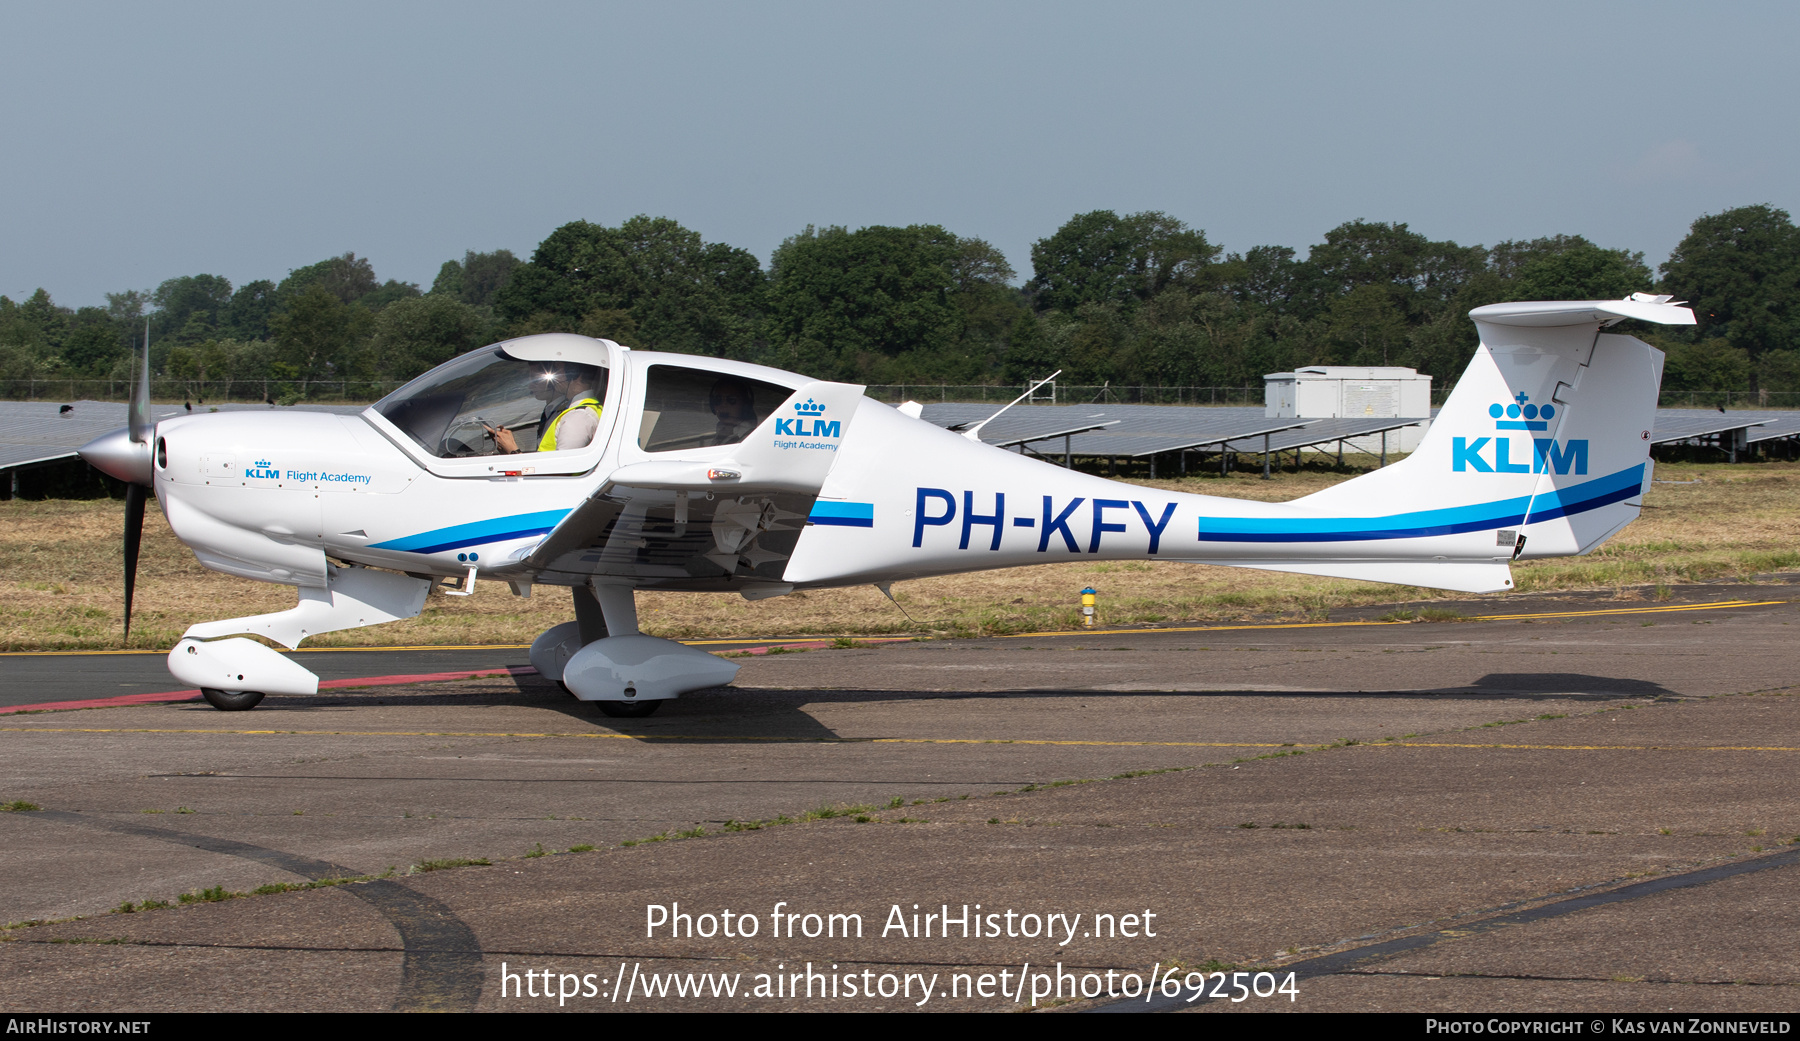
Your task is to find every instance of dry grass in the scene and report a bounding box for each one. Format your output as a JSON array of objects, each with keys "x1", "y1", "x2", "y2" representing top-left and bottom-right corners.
[{"x1": 3, "y1": 458, "x2": 1796, "y2": 650}]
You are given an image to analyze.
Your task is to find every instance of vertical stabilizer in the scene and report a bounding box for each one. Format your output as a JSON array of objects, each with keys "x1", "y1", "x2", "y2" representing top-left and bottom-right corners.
[{"x1": 1294, "y1": 294, "x2": 1688, "y2": 563}]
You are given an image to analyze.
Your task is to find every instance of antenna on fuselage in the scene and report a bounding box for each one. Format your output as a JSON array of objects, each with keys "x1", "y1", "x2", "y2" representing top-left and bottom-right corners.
[
  {"x1": 959, "y1": 370, "x2": 1060, "y2": 443},
  {"x1": 873, "y1": 582, "x2": 919, "y2": 625}
]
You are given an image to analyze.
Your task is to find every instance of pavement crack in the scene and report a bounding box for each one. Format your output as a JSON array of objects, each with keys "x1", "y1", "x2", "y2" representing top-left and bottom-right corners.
[
  {"x1": 21, "y1": 809, "x2": 485, "y2": 1012},
  {"x1": 1344, "y1": 969, "x2": 1797, "y2": 987},
  {"x1": 1089, "y1": 844, "x2": 1800, "y2": 1013}
]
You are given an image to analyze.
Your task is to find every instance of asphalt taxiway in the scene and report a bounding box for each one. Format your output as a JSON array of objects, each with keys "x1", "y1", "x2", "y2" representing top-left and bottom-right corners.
[{"x1": 1, "y1": 583, "x2": 1796, "y2": 1012}]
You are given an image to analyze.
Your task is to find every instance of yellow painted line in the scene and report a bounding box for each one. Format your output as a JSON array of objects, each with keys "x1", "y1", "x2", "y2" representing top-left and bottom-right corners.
[
  {"x1": 1389, "y1": 742, "x2": 1800, "y2": 752},
  {"x1": 1001, "y1": 599, "x2": 1788, "y2": 638},
  {"x1": 0, "y1": 720, "x2": 1296, "y2": 745},
  {"x1": 681, "y1": 636, "x2": 915, "y2": 647},
  {"x1": 5, "y1": 727, "x2": 1797, "y2": 752}
]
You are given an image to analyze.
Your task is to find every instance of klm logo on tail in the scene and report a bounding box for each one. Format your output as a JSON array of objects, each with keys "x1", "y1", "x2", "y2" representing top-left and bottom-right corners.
[{"x1": 1453, "y1": 395, "x2": 1586, "y2": 475}]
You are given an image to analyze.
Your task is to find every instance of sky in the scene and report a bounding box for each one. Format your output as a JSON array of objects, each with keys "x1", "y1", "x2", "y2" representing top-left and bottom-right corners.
[{"x1": 2, "y1": 0, "x2": 1795, "y2": 307}]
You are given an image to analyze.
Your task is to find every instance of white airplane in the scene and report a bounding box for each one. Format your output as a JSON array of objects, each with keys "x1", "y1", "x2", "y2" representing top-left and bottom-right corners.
[{"x1": 79, "y1": 294, "x2": 1693, "y2": 715}]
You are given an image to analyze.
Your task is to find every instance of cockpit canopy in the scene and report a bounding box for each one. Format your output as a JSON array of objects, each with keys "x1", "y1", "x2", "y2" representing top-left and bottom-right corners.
[{"x1": 374, "y1": 342, "x2": 609, "y2": 459}]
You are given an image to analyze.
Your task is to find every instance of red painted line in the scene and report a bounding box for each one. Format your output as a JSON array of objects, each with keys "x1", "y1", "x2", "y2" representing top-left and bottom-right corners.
[
  {"x1": 2, "y1": 637, "x2": 898, "y2": 715},
  {"x1": 2, "y1": 689, "x2": 206, "y2": 714},
  {"x1": 0, "y1": 666, "x2": 540, "y2": 716}
]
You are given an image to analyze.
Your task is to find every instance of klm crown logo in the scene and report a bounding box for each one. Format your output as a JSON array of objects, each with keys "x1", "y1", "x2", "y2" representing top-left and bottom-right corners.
[
  {"x1": 1490, "y1": 393, "x2": 1554, "y2": 431},
  {"x1": 247, "y1": 459, "x2": 280, "y2": 479},
  {"x1": 1454, "y1": 392, "x2": 1586, "y2": 476},
  {"x1": 254, "y1": 459, "x2": 272, "y2": 468},
  {"x1": 774, "y1": 398, "x2": 840, "y2": 439}
]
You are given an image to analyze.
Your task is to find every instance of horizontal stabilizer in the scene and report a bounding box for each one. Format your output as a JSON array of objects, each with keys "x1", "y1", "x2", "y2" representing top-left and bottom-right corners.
[{"x1": 1470, "y1": 294, "x2": 1695, "y2": 328}]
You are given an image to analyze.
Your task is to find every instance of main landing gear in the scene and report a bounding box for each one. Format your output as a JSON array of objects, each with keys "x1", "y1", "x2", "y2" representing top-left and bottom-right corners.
[{"x1": 200, "y1": 688, "x2": 266, "y2": 712}]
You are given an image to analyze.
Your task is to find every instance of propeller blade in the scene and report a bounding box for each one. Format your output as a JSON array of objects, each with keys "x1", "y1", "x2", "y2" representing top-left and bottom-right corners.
[
  {"x1": 127, "y1": 322, "x2": 151, "y2": 445},
  {"x1": 123, "y1": 482, "x2": 146, "y2": 644}
]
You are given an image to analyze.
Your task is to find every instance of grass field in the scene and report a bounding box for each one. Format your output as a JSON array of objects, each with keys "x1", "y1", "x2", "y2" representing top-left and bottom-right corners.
[{"x1": 2, "y1": 458, "x2": 1796, "y2": 651}]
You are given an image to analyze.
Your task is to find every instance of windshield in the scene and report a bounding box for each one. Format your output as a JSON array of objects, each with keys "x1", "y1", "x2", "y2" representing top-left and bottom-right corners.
[{"x1": 374, "y1": 347, "x2": 609, "y2": 458}]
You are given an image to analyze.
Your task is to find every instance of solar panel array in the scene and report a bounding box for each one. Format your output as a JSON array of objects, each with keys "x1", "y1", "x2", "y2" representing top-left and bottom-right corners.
[
  {"x1": 1221, "y1": 415, "x2": 1432, "y2": 454},
  {"x1": 0, "y1": 400, "x2": 370, "y2": 473},
  {"x1": 919, "y1": 402, "x2": 1433, "y2": 459},
  {"x1": 1647, "y1": 409, "x2": 1792, "y2": 446},
  {"x1": 1744, "y1": 412, "x2": 1800, "y2": 444},
  {"x1": 923, "y1": 402, "x2": 1800, "y2": 458}
]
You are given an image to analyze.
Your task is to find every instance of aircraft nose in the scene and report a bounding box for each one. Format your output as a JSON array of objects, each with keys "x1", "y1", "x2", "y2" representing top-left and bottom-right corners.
[{"x1": 79, "y1": 427, "x2": 154, "y2": 485}]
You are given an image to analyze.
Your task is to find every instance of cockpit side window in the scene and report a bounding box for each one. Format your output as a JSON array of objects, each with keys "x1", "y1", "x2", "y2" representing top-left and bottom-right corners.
[
  {"x1": 638, "y1": 365, "x2": 791, "y2": 453},
  {"x1": 373, "y1": 347, "x2": 610, "y2": 458}
]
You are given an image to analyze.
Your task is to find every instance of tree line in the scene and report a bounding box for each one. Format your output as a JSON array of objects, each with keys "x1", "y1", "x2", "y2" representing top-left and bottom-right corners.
[{"x1": 3, "y1": 204, "x2": 1796, "y2": 400}]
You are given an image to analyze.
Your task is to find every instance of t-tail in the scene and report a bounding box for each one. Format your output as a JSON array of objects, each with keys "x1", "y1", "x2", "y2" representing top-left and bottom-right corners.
[
  {"x1": 1248, "y1": 293, "x2": 1688, "y2": 591},
  {"x1": 780, "y1": 295, "x2": 1689, "y2": 595}
]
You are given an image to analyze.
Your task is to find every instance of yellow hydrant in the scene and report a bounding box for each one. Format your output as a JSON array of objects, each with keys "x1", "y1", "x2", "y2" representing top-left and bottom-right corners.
[{"x1": 1080, "y1": 587, "x2": 1097, "y2": 627}]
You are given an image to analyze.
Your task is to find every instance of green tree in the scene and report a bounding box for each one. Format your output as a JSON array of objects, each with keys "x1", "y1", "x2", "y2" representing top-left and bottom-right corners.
[
  {"x1": 278, "y1": 253, "x2": 380, "y2": 306},
  {"x1": 62, "y1": 307, "x2": 130, "y2": 375},
  {"x1": 371, "y1": 295, "x2": 489, "y2": 381},
  {"x1": 766, "y1": 224, "x2": 1019, "y2": 381},
  {"x1": 1658, "y1": 337, "x2": 1751, "y2": 394},
  {"x1": 150, "y1": 274, "x2": 234, "y2": 345},
  {"x1": 1325, "y1": 283, "x2": 1411, "y2": 366},
  {"x1": 1660, "y1": 204, "x2": 1800, "y2": 392},
  {"x1": 1487, "y1": 235, "x2": 1652, "y2": 301},
  {"x1": 270, "y1": 283, "x2": 373, "y2": 385},
  {"x1": 225, "y1": 280, "x2": 277, "y2": 341},
  {"x1": 431, "y1": 249, "x2": 521, "y2": 307},
  {"x1": 1029, "y1": 211, "x2": 1219, "y2": 315},
  {"x1": 495, "y1": 217, "x2": 763, "y2": 359}
]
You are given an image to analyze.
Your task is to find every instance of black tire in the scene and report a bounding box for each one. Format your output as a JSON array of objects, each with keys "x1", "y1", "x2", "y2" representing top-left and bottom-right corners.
[
  {"x1": 595, "y1": 700, "x2": 661, "y2": 718},
  {"x1": 201, "y1": 688, "x2": 265, "y2": 712}
]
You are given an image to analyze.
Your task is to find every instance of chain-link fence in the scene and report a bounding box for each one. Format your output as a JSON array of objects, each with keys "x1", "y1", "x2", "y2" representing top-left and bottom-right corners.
[
  {"x1": 0, "y1": 379, "x2": 405, "y2": 405},
  {"x1": 4, "y1": 378, "x2": 1798, "y2": 411},
  {"x1": 861, "y1": 385, "x2": 1267, "y2": 406}
]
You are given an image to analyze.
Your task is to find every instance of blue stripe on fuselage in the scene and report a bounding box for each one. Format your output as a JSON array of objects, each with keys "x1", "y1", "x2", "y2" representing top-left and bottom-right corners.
[
  {"x1": 1196, "y1": 465, "x2": 1643, "y2": 543},
  {"x1": 369, "y1": 509, "x2": 573, "y2": 554},
  {"x1": 810, "y1": 501, "x2": 874, "y2": 527}
]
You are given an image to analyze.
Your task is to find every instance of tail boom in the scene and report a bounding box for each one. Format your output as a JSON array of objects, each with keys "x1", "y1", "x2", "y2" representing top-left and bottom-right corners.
[{"x1": 782, "y1": 297, "x2": 1683, "y2": 596}]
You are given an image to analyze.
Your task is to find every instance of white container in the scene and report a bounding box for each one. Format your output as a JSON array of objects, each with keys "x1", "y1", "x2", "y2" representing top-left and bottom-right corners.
[{"x1": 1263, "y1": 366, "x2": 1432, "y2": 453}]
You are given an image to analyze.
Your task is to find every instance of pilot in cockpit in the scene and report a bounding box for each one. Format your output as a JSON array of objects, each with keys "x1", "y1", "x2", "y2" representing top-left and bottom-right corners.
[
  {"x1": 487, "y1": 361, "x2": 604, "y2": 454},
  {"x1": 708, "y1": 377, "x2": 757, "y2": 446}
]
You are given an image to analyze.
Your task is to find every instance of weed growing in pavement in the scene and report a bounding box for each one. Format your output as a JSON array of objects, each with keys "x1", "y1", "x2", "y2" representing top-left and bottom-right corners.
[
  {"x1": 0, "y1": 801, "x2": 40, "y2": 812},
  {"x1": 177, "y1": 886, "x2": 234, "y2": 905},
  {"x1": 412, "y1": 858, "x2": 491, "y2": 873}
]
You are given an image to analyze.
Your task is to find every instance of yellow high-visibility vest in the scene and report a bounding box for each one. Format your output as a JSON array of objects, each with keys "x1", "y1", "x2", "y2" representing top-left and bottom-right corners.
[{"x1": 537, "y1": 397, "x2": 602, "y2": 452}]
